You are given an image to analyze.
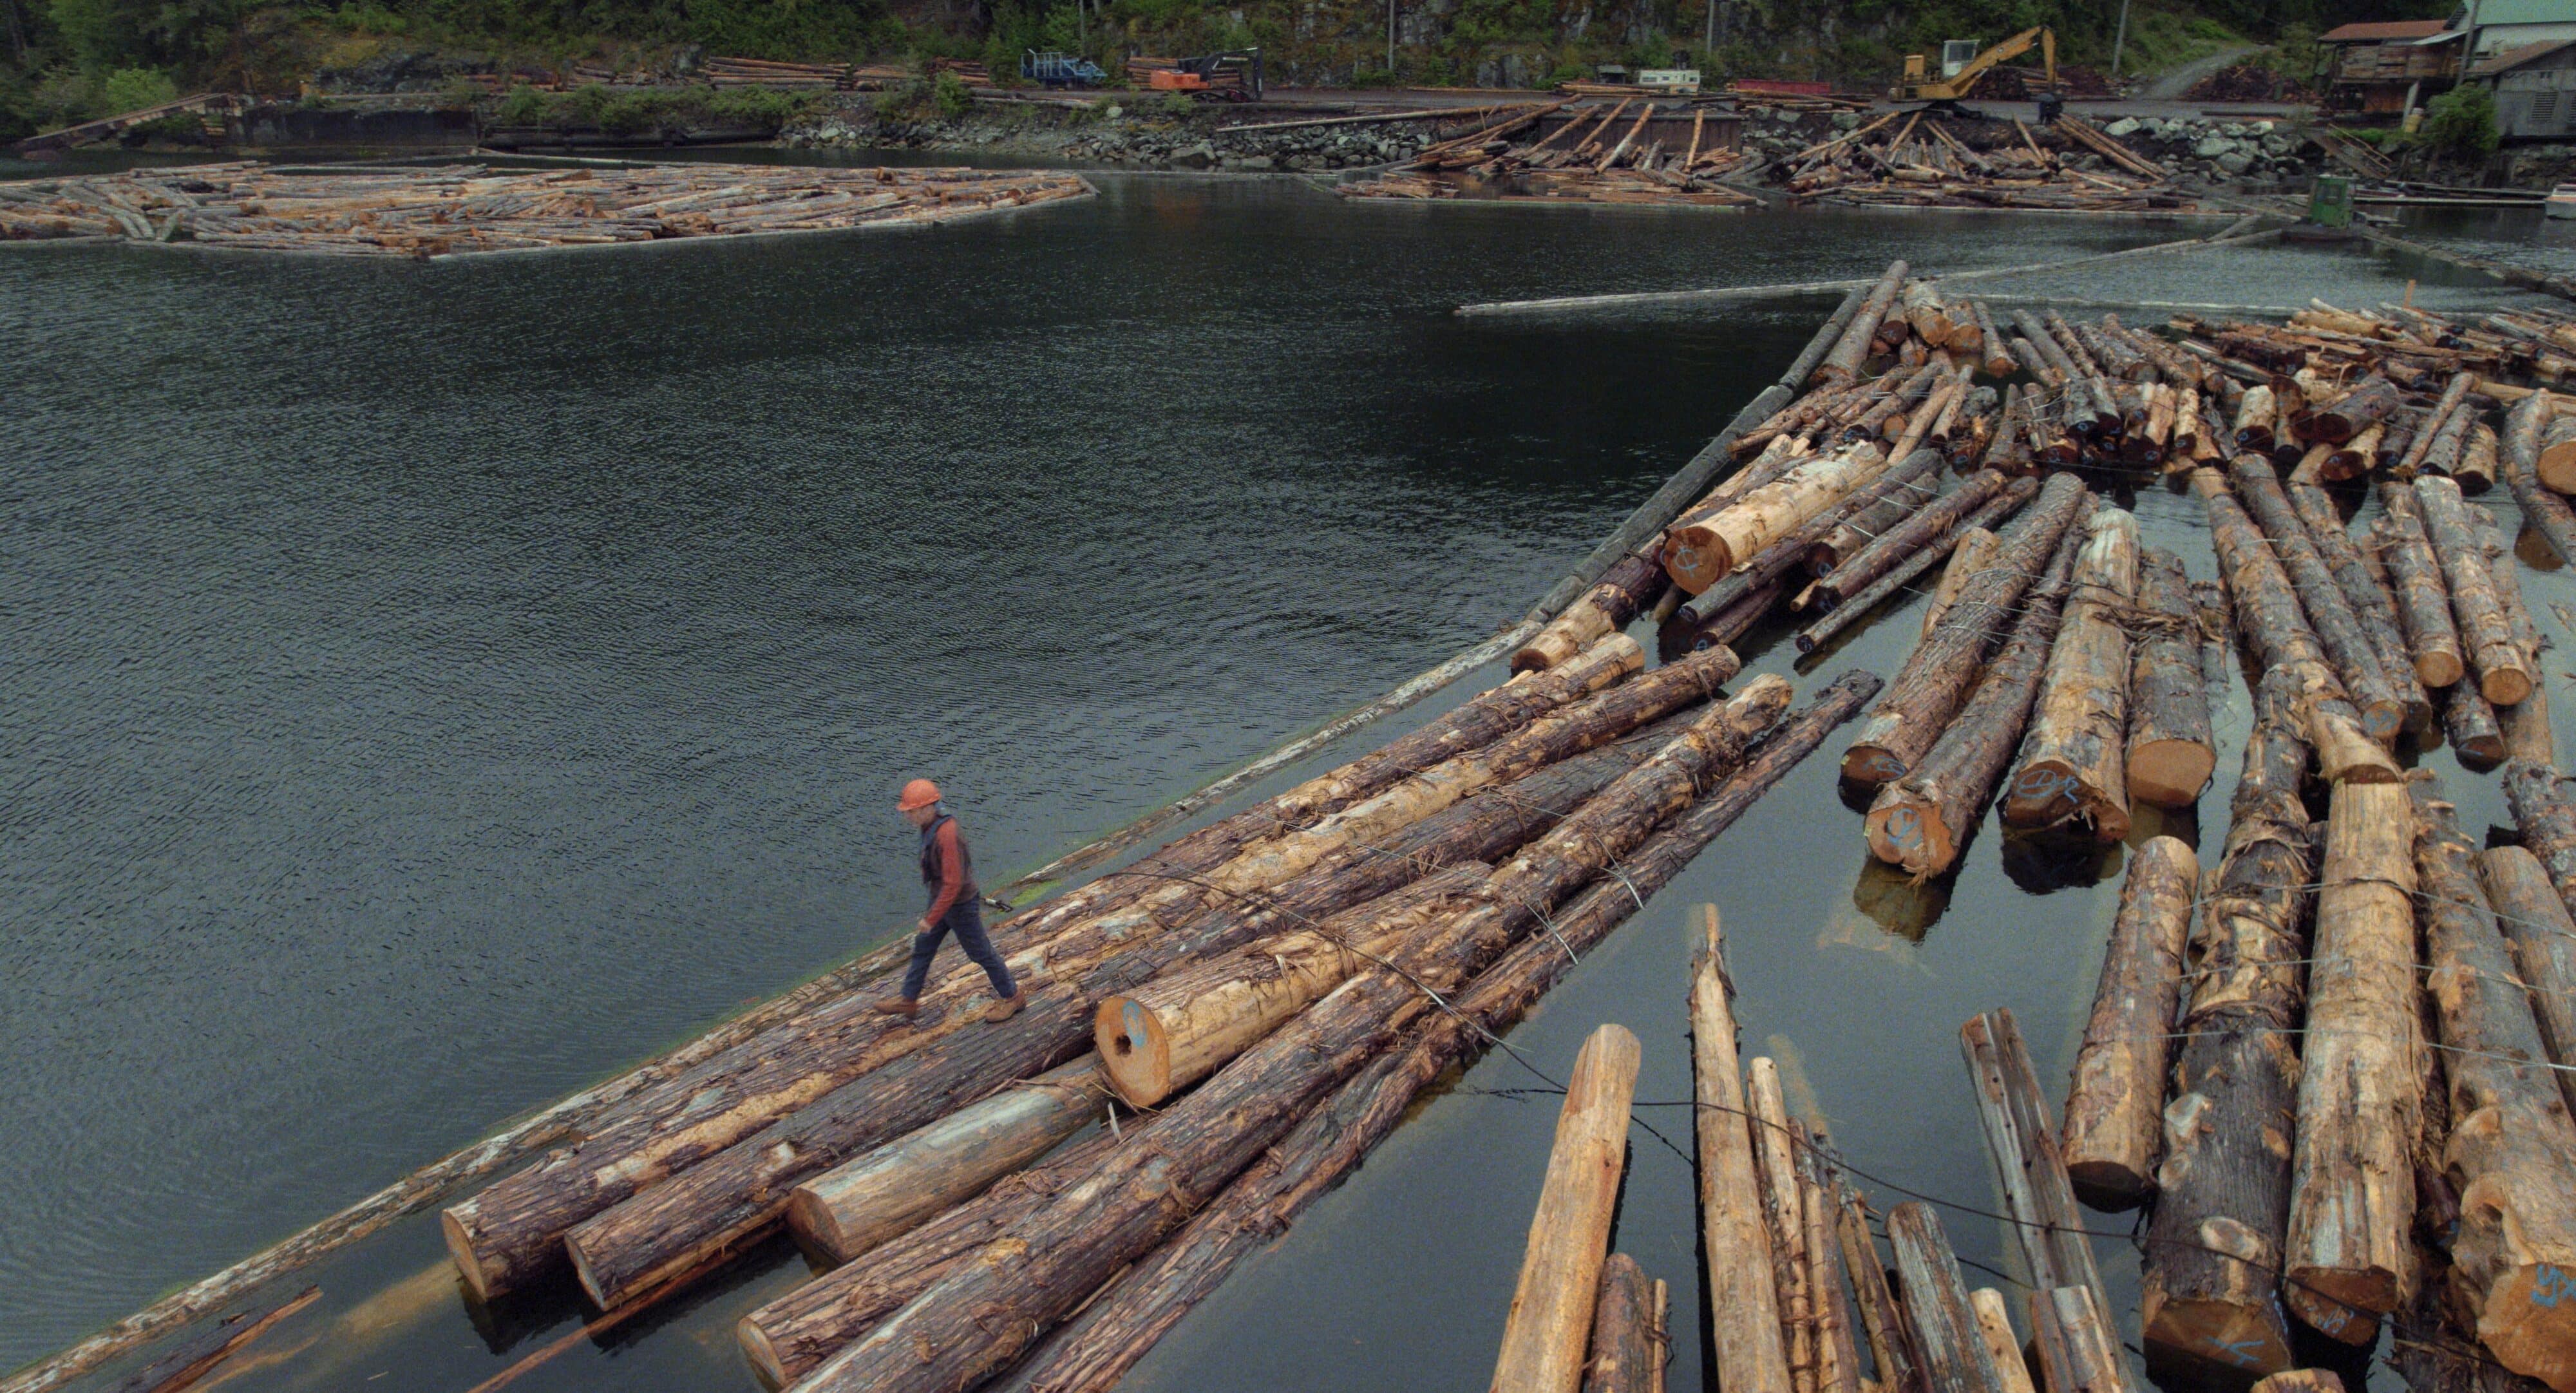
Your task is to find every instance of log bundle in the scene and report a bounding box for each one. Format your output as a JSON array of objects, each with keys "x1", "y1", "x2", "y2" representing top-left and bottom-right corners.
[
  {"x1": 1769, "y1": 111, "x2": 2204, "y2": 212},
  {"x1": 1340, "y1": 99, "x2": 1761, "y2": 207},
  {"x1": 0, "y1": 160, "x2": 1093, "y2": 256}
]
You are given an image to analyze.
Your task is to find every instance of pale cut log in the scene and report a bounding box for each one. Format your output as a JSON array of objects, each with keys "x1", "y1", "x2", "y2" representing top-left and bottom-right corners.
[
  {"x1": 974, "y1": 674, "x2": 1882, "y2": 1393},
  {"x1": 1886, "y1": 1203, "x2": 2009, "y2": 1393},
  {"x1": 1795, "y1": 479, "x2": 2039, "y2": 658},
  {"x1": 1517, "y1": 553, "x2": 1667, "y2": 673},
  {"x1": 2479, "y1": 507, "x2": 2553, "y2": 767},
  {"x1": 2236, "y1": 386, "x2": 2280, "y2": 455},
  {"x1": 2374, "y1": 494, "x2": 2468, "y2": 688},
  {"x1": 1814, "y1": 263, "x2": 1906, "y2": 390},
  {"x1": 1582, "y1": 1255, "x2": 1663, "y2": 1393},
  {"x1": 1960, "y1": 1009, "x2": 2113, "y2": 1325},
  {"x1": 1492, "y1": 1023, "x2": 1642, "y2": 1393},
  {"x1": 2542, "y1": 412, "x2": 2576, "y2": 494},
  {"x1": 1970, "y1": 1290, "x2": 2038, "y2": 1393},
  {"x1": 2479, "y1": 848, "x2": 2576, "y2": 1120},
  {"x1": 2415, "y1": 790, "x2": 2576, "y2": 1393},
  {"x1": 2027, "y1": 1284, "x2": 2133, "y2": 1393},
  {"x1": 2228, "y1": 456, "x2": 2403, "y2": 740},
  {"x1": 2324, "y1": 422, "x2": 2383, "y2": 482},
  {"x1": 1864, "y1": 524, "x2": 2081, "y2": 877},
  {"x1": 2284, "y1": 779, "x2": 2420, "y2": 1343},
  {"x1": 2283, "y1": 480, "x2": 2433, "y2": 730},
  {"x1": 1923, "y1": 529, "x2": 1999, "y2": 639},
  {"x1": 1799, "y1": 1128, "x2": 1859, "y2": 1393},
  {"x1": 2060, "y1": 837, "x2": 2199, "y2": 1211},
  {"x1": 1972, "y1": 302, "x2": 2015, "y2": 377},
  {"x1": 1094, "y1": 675, "x2": 1788, "y2": 1108},
  {"x1": 2126, "y1": 550, "x2": 2217, "y2": 808},
  {"x1": 2460, "y1": 422, "x2": 2499, "y2": 495},
  {"x1": 1902, "y1": 280, "x2": 1953, "y2": 348},
  {"x1": 2000, "y1": 503, "x2": 2139, "y2": 838},
  {"x1": 1669, "y1": 443, "x2": 1889, "y2": 592},
  {"x1": 1691, "y1": 905, "x2": 1794, "y2": 1393},
  {"x1": 2503, "y1": 391, "x2": 2576, "y2": 566},
  {"x1": 2414, "y1": 475, "x2": 2534, "y2": 706},
  {"x1": 1842, "y1": 473, "x2": 2090, "y2": 786},
  {"x1": 786, "y1": 1058, "x2": 1108, "y2": 1264},
  {"x1": 1841, "y1": 1184, "x2": 1929, "y2": 1393},
  {"x1": 2141, "y1": 670, "x2": 2311, "y2": 1378},
  {"x1": 1749, "y1": 1058, "x2": 1814, "y2": 1393},
  {"x1": 2192, "y1": 469, "x2": 2399, "y2": 786}
]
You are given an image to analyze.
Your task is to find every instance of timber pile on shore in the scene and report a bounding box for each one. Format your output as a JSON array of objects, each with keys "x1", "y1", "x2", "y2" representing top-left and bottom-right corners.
[
  {"x1": 1340, "y1": 99, "x2": 1760, "y2": 208},
  {"x1": 1773, "y1": 111, "x2": 2204, "y2": 212},
  {"x1": 0, "y1": 160, "x2": 1092, "y2": 256}
]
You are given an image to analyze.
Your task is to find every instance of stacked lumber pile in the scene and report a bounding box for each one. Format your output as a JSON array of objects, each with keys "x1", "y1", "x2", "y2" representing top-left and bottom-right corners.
[
  {"x1": 1722, "y1": 81, "x2": 1871, "y2": 112},
  {"x1": 0, "y1": 161, "x2": 1093, "y2": 256},
  {"x1": 927, "y1": 57, "x2": 993, "y2": 84},
  {"x1": 1772, "y1": 110, "x2": 2204, "y2": 213},
  {"x1": 1340, "y1": 99, "x2": 1761, "y2": 209},
  {"x1": 701, "y1": 56, "x2": 855, "y2": 89}
]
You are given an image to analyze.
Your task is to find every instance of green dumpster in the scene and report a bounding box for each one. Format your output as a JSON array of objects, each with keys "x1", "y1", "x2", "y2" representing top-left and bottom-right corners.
[{"x1": 2307, "y1": 174, "x2": 2354, "y2": 229}]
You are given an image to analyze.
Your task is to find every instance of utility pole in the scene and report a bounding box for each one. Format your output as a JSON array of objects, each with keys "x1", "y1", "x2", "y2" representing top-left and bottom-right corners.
[
  {"x1": 1705, "y1": 0, "x2": 1716, "y2": 55},
  {"x1": 1387, "y1": 0, "x2": 1396, "y2": 76},
  {"x1": 2110, "y1": 0, "x2": 2131, "y2": 79}
]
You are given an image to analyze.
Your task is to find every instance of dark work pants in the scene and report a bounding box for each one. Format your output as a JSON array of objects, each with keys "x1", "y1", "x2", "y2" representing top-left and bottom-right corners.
[{"x1": 902, "y1": 900, "x2": 1016, "y2": 1001}]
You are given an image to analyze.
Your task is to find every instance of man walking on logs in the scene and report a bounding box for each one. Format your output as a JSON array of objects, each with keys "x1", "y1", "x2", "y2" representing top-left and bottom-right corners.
[{"x1": 878, "y1": 779, "x2": 1024, "y2": 1023}]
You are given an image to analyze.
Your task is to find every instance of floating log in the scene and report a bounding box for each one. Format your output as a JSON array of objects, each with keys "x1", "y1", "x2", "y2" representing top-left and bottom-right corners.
[
  {"x1": 2060, "y1": 836, "x2": 2199, "y2": 1211},
  {"x1": 2285, "y1": 779, "x2": 2420, "y2": 1343},
  {"x1": 1971, "y1": 1290, "x2": 2038, "y2": 1393},
  {"x1": 2141, "y1": 670, "x2": 2311, "y2": 1378},
  {"x1": 2413, "y1": 475, "x2": 2535, "y2": 706},
  {"x1": 2228, "y1": 456, "x2": 2404, "y2": 741},
  {"x1": 114, "y1": 1287, "x2": 319, "y2": 1393},
  {"x1": 2308, "y1": 374, "x2": 2400, "y2": 445},
  {"x1": 1667, "y1": 443, "x2": 1890, "y2": 592},
  {"x1": 1960, "y1": 1009, "x2": 2114, "y2": 1326},
  {"x1": 1886, "y1": 1204, "x2": 2010, "y2": 1393},
  {"x1": 2001, "y1": 505, "x2": 2137, "y2": 837},
  {"x1": 2503, "y1": 392, "x2": 2576, "y2": 566},
  {"x1": 1807, "y1": 455, "x2": 1948, "y2": 575},
  {"x1": 1492, "y1": 1023, "x2": 1642, "y2": 1393},
  {"x1": 2542, "y1": 412, "x2": 2576, "y2": 494},
  {"x1": 1795, "y1": 478, "x2": 2038, "y2": 658},
  {"x1": 1862, "y1": 523, "x2": 2081, "y2": 877},
  {"x1": 1748, "y1": 1058, "x2": 1814, "y2": 1393},
  {"x1": 2027, "y1": 1284, "x2": 2134, "y2": 1393},
  {"x1": 1691, "y1": 906, "x2": 1794, "y2": 1393},
  {"x1": 1842, "y1": 472, "x2": 2090, "y2": 786},
  {"x1": 1799, "y1": 1128, "x2": 1861, "y2": 1393},
  {"x1": 2236, "y1": 386, "x2": 2280, "y2": 455},
  {"x1": 2479, "y1": 848, "x2": 2576, "y2": 1119},
  {"x1": 2459, "y1": 422, "x2": 2500, "y2": 494},
  {"x1": 2283, "y1": 480, "x2": 2432, "y2": 729},
  {"x1": 2192, "y1": 469, "x2": 2399, "y2": 786},
  {"x1": 1841, "y1": 1185, "x2": 1929, "y2": 1393},
  {"x1": 2479, "y1": 507, "x2": 2554, "y2": 766},
  {"x1": 2126, "y1": 549, "x2": 2217, "y2": 808},
  {"x1": 1923, "y1": 528, "x2": 2000, "y2": 639},
  {"x1": 1814, "y1": 263, "x2": 1907, "y2": 390},
  {"x1": 2507, "y1": 761, "x2": 2576, "y2": 932},
  {"x1": 2415, "y1": 790, "x2": 2576, "y2": 1393},
  {"x1": 1515, "y1": 552, "x2": 1668, "y2": 672},
  {"x1": 1973, "y1": 303, "x2": 2016, "y2": 377},
  {"x1": 2373, "y1": 493, "x2": 2468, "y2": 689},
  {"x1": 1904, "y1": 280, "x2": 1955, "y2": 347},
  {"x1": 1809, "y1": 470, "x2": 2012, "y2": 610},
  {"x1": 2251, "y1": 1374, "x2": 2347, "y2": 1393},
  {"x1": 1582, "y1": 1255, "x2": 1667, "y2": 1393},
  {"x1": 2446, "y1": 678, "x2": 2510, "y2": 768}
]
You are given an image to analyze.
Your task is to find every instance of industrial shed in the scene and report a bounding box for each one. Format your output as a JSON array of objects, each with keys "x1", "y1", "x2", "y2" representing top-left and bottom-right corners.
[{"x1": 2476, "y1": 36, "x2": 2576, "y2": 138}]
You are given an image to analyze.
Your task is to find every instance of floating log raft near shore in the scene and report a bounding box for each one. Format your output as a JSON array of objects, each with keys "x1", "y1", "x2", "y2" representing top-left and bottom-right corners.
[
  {"x1": 1339, "y1": 99, "x2": 1761, "y2": 208},
  {"x1": 0, "y1": 160, "x2": 1094, "y2": 256},
  {"x1": 1770, "y1": 111, "x2": 2206, "y2": 212}
]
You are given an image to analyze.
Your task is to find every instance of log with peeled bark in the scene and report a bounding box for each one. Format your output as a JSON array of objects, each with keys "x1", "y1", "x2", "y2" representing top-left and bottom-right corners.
[
  {"x1": 2479, "y1": 508, "x2": 2555, "y2": 768},
  {"x1": 1902, "y1": 279, "x2": 1953, "y2": 348},
  {"x1": 1808, "y1": 469, "x2": 2011, "y2": 611},
  {"x1": 2284, "y1": 779, "x2": 2420, "y2": 1344},
  {"x1": 1793, "y1": 479, "x2": 2038, "y2": 658},
  {"x1": 2140, "y1": 670, "x2": 2313, "y2": 1379},
  {"x1": 2459, "y1": 422, "x2": 2499, "y2": 494},
  {"x1": 784, "y1": 675, "x2": 1876, "y2": 1393},
  {"x1": 2228, "y1": 456, "x2": 2404, "y2": 741},
  {"x1": 1678, "y1": 448, "x2": 1929, "y2": 643},
  {"x1": 2373, "y1": 493, "x2": 2468, "y2": 690},
  {"x1": 2504, "y1": 392, "x2": 2576, "y2": 567},
  {"x1": 2284, "y1": 480, "x2": 2432, "y2": 730},
  {"x1": 1960, "y1": 1009, "x2": 2114, "y2": 1324},
  {"x1": 1924, "y1": 528, "x2": 2000, "y2": 640},
  {"x1": 2445, "y1": 679, "x2": 2510, "y2": 769},
  {"x1": 1984, "y1": 386, "x2": 2034, "y2": 473},
  {"x1": 1863, "y1": 522, "x2": 2081, "y2": 877},
  {"x1": 1746, "y1": 1059, "x2": 1815, "y2": 1393},
  {"x1": 2001, "y1": 505, "x2": 2138, "y2": 837},
  {"x1": 2414, "y1": 788, "x2": 2576, "y2": 1393},
  {"x1": 2126, "y1": 549, "x2": 2217, "y2": 808},
  {"x1": 2414, "y1": 475, "x2": 2535, "y2": 706},
  {"x1": 1692, "y1": 905, "x2": 1794, "y2": 1393},
  {"x1": 2236, "y1": 386, "x2": 2280, "y2": 455},
  {"x1": 1842, "y1": 473, "x2": 2092, "y2": 786},
  {"x1": 1971, "y1": 1291, "x2": 2038, "y2": 1393},
  {"x1": 983, "y1": 674, "x2": 1884, "y2": 1393},
  {"x1": 1887, "y1": 1203, "x2": 2011, "y2": 1393},
  {"x1": 1806, "y1": 455, "x2": 1947, "y2": 575},
  {"x1": 2507, "y1": 761, "x2": 2576, "y2": 931},
  {"x1": 1092, "y1": 672, "x2": 1790, "y2": 1109},
  {"x1": 1973, "y1": 301, "x2": 2014, "y2": 377},
  {"x1": 1491, "y1": 1023, "x2": 1642, "y2": 1393},
  {"x1": 2398, "y1": 375, "x2": 2476, "y2": 477},
  {"x1": 1667, "y1": 442, "x2": 1890, "y2": 592},
  {"x1": 1841, "y1": 1184, "x2": 1929, "y2": 1393},
  {"x1": 1581, "y1": 1255, "x2": 1667, "y2": 1393},
  {"x1": 2324, "y1": 422, "x2": 2383, "y2": 482},
  {"x1": 786, "y1": 1058, "x2": 1110, "y2": 1264},
  {"x1": 2060, "y1": 836, "x2": 2199, "y2": 1211},
  {"x1": 1798, "y1": 1128, "x2": 1860, "y2": 1393},
  {"x1": 2479, "y1": 847, "x2": 2576, "y2": 1120},
  {"x1": 1515, "y1": 551, "x2": 1669, "y2": 673},
  {"x1": 2543, "y1": 412, "x2": 2576, "y2": 495},
  {"x1": 1813, "y1": 262, "x2": 1907, "y2": 390},
  {"x1": 2193, "y1": 469, "x2": 2400, "y2": 786},
  {"x1": 2027, "y1": 1284, "x2": 2134, "y2": 1393}
]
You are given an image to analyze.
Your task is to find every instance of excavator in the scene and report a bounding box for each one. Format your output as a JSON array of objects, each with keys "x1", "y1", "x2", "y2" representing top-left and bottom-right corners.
[{"x1": 1892, "y1": 26, "x2": 2062, "y2": 118}]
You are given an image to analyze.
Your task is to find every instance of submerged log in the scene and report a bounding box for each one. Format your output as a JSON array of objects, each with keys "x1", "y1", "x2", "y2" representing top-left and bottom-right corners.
[
  {"x1": 2002, "y1": 505, "x2": 2137, "y2": 837},
  {"x1": 1492, "y1": 1023, "x2": 1642, "y2": 1393},
  {"x1": 1842, "y1": 472, "x2": 2090, "y2": 786},
  {"x1": 2285, "y1": 779, "x2": 2420, "y2": 1343},
  {"x1": 2479, "y1": 848, "x2": 2576, "y2": 1120},
  {"x1": 2228, "y1": 456, "x2": 2403, "y2": 741},
  {"x1": 1887, "y1": 1203, "x2": 2010, "y2": 1393},
  {"x1": 2126, "y1": 549, "x2": 2217, "y2": 808},
  {"x1": 1582, "y1": 1255, "x2": 1667, "y2": 1393},
  {"x1": 1692, "y1": 906, "x2": 1793, "y2": 1393},
  {"x1": 2414, "y1": 476, "x2": 2534, "y2": 706},
  {"x1": 2060, "y1": 837, "x2": 2199, "y2": 1211},
  {"x1": 2415, "y1": 790, "x2": 2576, "y2": 1393}
]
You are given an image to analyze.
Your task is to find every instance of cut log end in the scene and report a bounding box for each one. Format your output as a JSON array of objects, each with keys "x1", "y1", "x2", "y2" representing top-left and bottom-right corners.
[
  {"x1": 2419, "y1": 649, "x2": 2468, "y2": 690},
  {"x1": 2485, "y1": 666, "x2": 2538, "y2": 708},
  {"x1": 442, "y1": 1208, "x2": 500, "y2": 1304},
  {"x1": 1864, "y1": 791, "x2": 1956, "y2": 878},
  {"x1": 741, "y1": 1314, "x2": 791, "y2": 1390},
  {"x1": 1841, "y1": 743, "x2": 1909, "y2": 788},
  {"x1": 2126, "y1": 740, "x2": 2217, "y2": 811},
  {"x1": 2142, "y1": 1293, "x2": 2297, "y2": 1376},
  {"x1": 2063, "y1": 1159, "x2": 2149, "y2": 1213},
  {"x1": 2001, "y1": 759, "x2": 2131, "y2": 841},
  {"x1": 2282, "y1": 1274, "x2": 2387, "y2": 1347},
  {"x1": 784, "y1": 1186, "x2": 851, "y2": 1264},
  {"x1": 2477, "y1": 1264, "x2": 2576, "y2": 1391},
  {"x1": 1096, "y1": 995, "x2": 1173, "y2": 1108}
]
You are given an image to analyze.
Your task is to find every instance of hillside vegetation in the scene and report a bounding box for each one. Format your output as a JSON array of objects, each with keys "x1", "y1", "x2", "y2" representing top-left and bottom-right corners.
[{"x1": 0, "y1": 0, "x2": 2445, "y2": 139}]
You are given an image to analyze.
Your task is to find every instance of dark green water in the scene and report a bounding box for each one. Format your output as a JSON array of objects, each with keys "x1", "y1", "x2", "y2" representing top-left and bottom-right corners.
[{"x1": 1, "y1": 172, "x2": 2559, "y2": 1392}]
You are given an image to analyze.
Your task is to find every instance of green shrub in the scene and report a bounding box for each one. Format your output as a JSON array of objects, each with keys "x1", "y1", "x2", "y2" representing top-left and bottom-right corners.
[
  {"x1": 1158, "y1": 90, "x2": 1191, "y2": 117},
  {"x1": 101, "y1": 64, "x2": 176, "y2": 112},
  {"x1": 493, "y1": 81, "x2": 546, "y2": 124},
  {"x1": 933, "y1": 66, "x2": 968, "y2": 115},
  {"x1": 2423, "y1": 82, "x2": 2499, "y2": 161}
]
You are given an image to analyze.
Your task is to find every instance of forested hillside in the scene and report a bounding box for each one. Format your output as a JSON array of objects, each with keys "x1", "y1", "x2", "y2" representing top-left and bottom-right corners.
[{"x1": 0, "y1": 0, "x2": 2447, "y2": 139}]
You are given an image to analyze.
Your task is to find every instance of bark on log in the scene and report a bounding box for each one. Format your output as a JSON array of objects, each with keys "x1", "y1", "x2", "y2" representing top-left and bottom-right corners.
[
  {"x1": 2252, "y1": 1374, "x2": 2347, "y2": 1393},
  {"x1": 1810, "y1": 471, "x2": 2011, "y2": 611},
  {"x1": 1903, "y1": 280, "x2": 1953, "y2": 348},
  {"x1": 2541, "y1": 413, "x2": 2576, "y2": 495},
  {"x1": 2460, "y1": 422, "x2": 2499, "y2": 495},
  {"x1": 2415, "y1": 790, "x2": 2576, "y2": 1393},
  {"x1": 1970, "y1": 1291, "x2": 2038, "y2": 1393},
  {"x1": 1516, "y1": 553, "x2": 1669, "y2": 673},
  {"x1": 2479, "y1": 508, "x2": 2553, "y2": 767},
  {"x1": 2027, "y1": 1284, "x2": 2134, "y2": 1393},
  {"x1": 2192, "y1": 469, "x2": 2400, "y2": 786},
  {"x1": 2324, "y1": 423, "x2": 2383, "y2": 482},
  {"x1": 2237, "y1": 386, "x2": 2280, "y2": 455},
  {"x1": 1975, "y1": 303, "x2": 2016, "y2": 377},
  {"x1": 1794, "y1": 479, "x2": 2039, "y2": 658},
  {"x1": 786, "y1": 1059, "x2": 1110, "y2": 1264},
  {"x1": 2374, "y1": 493, "x2": 2468, "y2": 689},
  {"x1": 2504, "y1": 392, "x2": 2576, "y2": 567},
  {"x1": 1842, "y1": 1186, "x2": 1929, "y2": 1393},
  {"x1": 2414, "y1": 475, "x2": 2534, "y2": 706},
  {"x1": 1842, "y1": 472, "x2": 2091, "y2": 786},
  {"x1": 2061, "y1": 837, "x2": 2199, "y2": 1211},
  {"x1": 1799, "y1": 1129, "x2": 1860, "y2": 1393},
  {"x1": 2126, "y1": 549, "x2": 2217, "y2": 808},
  {"x1": 1750, "y1": 1059, "x2": 1814, "y2": 1393},
  {"x1": 1668, "y1": 443, "x2": 1889, "y2": 592},
  {"x1": 1863, "y1": 523, "x2": 2081, "y2": 877},
  {"x1": 114, "y1": 1287, "x2": 319, "y2": 1393},
  {"x1": 1692, "y1": 905, "x2": 1794, "y2": 1393},
  {"x1": 2310, "y1": 375, "x2": 2400, "y2": 446},
  {"x1": 2285, "y1": 779, "x2": 2420, "y2": 1342},
  {"x1": 1960, "y1": 1009, "x2": 2114, "y2": 1325},
  {"x1": 2284, "y1": 480, "x2": 2434, "y2": 729},
  {"x1": 1808, "y1": 457, "x2": 1948, "y2": 576},
  {"x1": 2480, "y1": 848, "x2": 2576, "y2": 1121},
  {"x1": 1924, "y1": 529, "x2": 2001, "y2": 640},
  {"x1": 2446, "y1": 680, "x2": 2510, "y2": 769},
  {"x1": 1813, "y1": 263, "x2": 1906, "y2": 390},
  {"x1": 2002, "y1": 506, "x2": 2138, "y2": 837},
  {"x1": 981, "y1": 675, "x2": 1883, "y2": 1393},
  {"x1": 2228, "y1": 456, "x2": 2404, "y2": 741},
  {"x1": 1887, "y1": 1203, "x2": 2010, "y2": 1393},
  {"x1": 2141, "y1": 671, "x2": 2314, "y2": 1378},
  {"x1": 1581, "y1": 1255, "x2": 1665, "y2": 1393},
  {"x1": 1492, "y1": 1023, "x2": 1642, "y2": 1393},
  {"x1": 2400, "y1": 375, "x2": 2477, "y2": 478}
]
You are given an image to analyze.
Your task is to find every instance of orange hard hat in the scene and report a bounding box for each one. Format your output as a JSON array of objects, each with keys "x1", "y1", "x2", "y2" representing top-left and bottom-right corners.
[{"x1": 898, "y1": 778, "x2": 943, "y2": 811}]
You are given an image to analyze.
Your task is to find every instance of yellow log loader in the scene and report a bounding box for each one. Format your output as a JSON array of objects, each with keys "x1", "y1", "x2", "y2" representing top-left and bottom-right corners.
[{"x1": 1893, "y1": 26, "x2": 2062, "y2": 118}]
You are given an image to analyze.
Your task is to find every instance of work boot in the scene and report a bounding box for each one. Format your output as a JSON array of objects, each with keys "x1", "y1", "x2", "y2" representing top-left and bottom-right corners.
[
  {"x1": 872, "y1": 997, "x2": 921, "y2": 1018},
  {"x1": 983, "y1": 987, "x2": 1026, "y2": 1023}
]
